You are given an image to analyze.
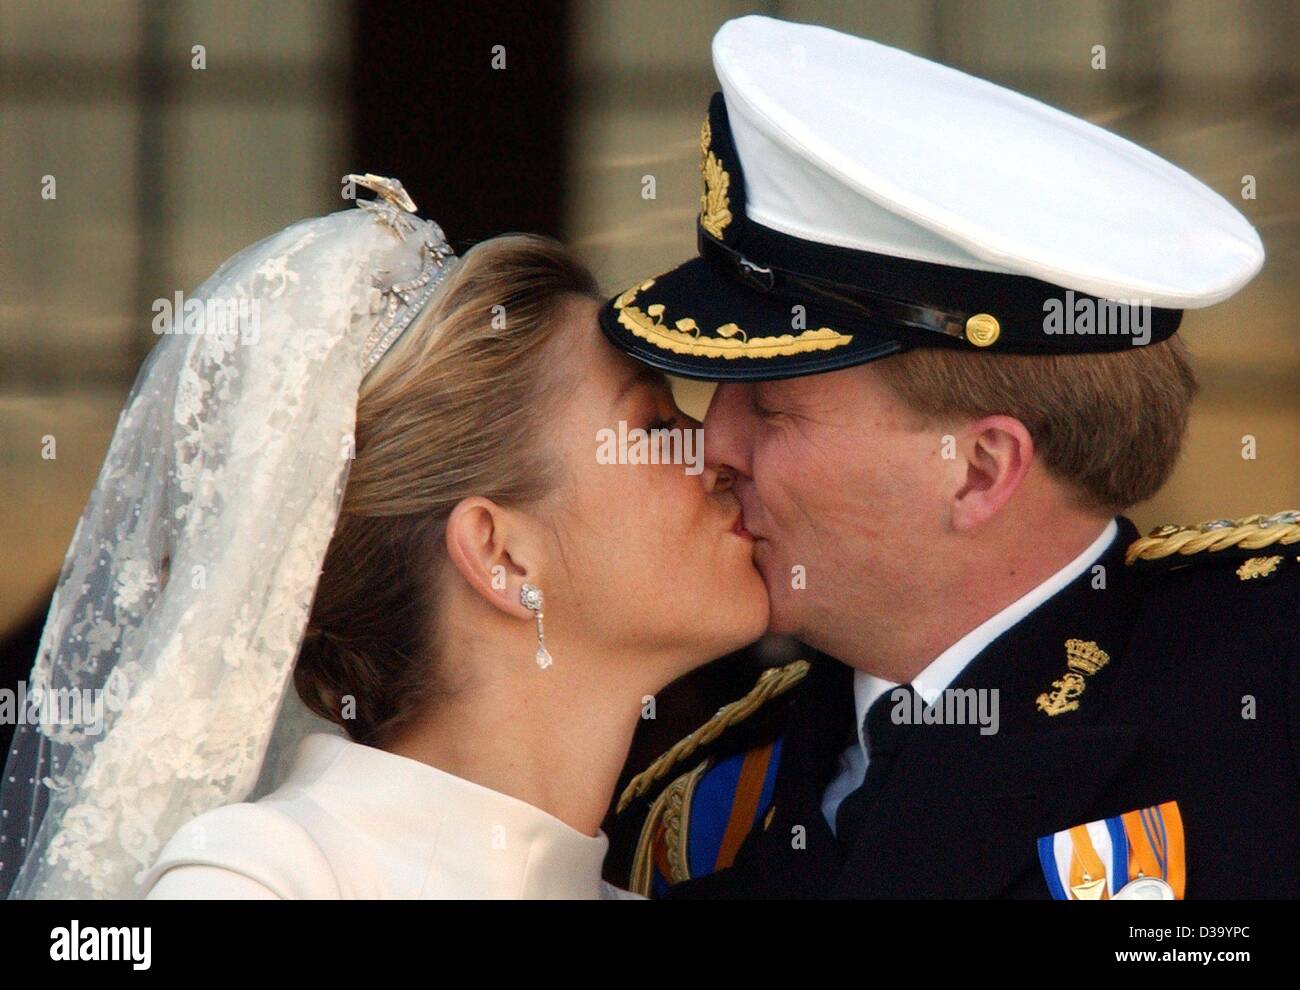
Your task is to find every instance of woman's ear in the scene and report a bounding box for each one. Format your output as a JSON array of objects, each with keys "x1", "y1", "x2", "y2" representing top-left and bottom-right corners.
[
  {"x1": 950, "y1": 415, "x2": 1034, "y2": 532},
  {"x1": 444, "y1": 497, "x2": 536, "y2": 618}
]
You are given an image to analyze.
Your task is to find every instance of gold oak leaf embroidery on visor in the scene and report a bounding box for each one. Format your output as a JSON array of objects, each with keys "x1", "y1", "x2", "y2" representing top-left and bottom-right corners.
[
  {"x1": 699, "y1": 116, "x2": 732, "y2": 238},
  {"x1": 614, "y1": 278, "x2": 855, "y2": 360}
]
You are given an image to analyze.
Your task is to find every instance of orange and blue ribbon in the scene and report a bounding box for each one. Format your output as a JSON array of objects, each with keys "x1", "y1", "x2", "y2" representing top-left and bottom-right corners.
[
  {"x1": 1038, "y1": 800, "x2": 1184, "y2": 899},
  {"x1": 647, "y1": 738, "x2": 783, "y2": 897}
]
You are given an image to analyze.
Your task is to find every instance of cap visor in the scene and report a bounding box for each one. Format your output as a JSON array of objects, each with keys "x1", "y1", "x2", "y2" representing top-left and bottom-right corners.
[{"x1": 597, "y1": 254, "x2": 904, "y2": 382}]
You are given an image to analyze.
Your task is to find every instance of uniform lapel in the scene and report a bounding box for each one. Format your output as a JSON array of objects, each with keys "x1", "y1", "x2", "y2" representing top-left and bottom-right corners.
[{"x1": 833, "y1": 720, "x2": 1145, "y2": 897}]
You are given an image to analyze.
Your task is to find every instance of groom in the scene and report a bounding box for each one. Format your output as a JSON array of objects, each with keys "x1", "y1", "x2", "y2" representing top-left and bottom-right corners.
[{"x1": 598, "y1": 16, "x2": 1300, "y2": 898}]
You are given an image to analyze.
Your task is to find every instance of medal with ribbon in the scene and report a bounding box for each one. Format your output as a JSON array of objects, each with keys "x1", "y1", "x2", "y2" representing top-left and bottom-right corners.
[{"x1": 1038, "y1": 800, "x2": 1185, "y2": 899}]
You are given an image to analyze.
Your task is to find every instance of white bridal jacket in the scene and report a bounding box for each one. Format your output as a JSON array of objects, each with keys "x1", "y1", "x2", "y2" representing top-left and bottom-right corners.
[{"x1": 142, "y1": 732, "x2": 639, "y2": 900}]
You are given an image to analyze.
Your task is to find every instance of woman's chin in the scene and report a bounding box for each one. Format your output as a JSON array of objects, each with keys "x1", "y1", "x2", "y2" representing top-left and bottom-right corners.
[
  {"x1": 644, "y1": 552, "x2": 772, "y2": 672},
  {"x1": 721, "y1": 564, "x2": 773, "y2": 646}
]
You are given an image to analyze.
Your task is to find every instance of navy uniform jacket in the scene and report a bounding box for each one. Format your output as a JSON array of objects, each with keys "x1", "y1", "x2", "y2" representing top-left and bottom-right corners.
[{"x1": 603, "y1": 514, "x2": 1300, "y2": 899}]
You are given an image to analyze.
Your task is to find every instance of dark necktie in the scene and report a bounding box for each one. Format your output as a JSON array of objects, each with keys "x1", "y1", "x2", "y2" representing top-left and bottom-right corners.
[{"x1": 834, "y1": 685, "x2": 920, "y2": 852}]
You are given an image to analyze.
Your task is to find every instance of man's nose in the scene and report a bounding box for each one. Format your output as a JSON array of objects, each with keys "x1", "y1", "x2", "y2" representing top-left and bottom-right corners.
[{"x1": 702, "y1": 383, "x2": 754, "y2": 478}]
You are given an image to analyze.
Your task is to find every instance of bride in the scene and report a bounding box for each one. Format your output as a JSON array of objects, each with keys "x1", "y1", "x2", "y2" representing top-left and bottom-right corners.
[{"x1": 0, "y1": 175, "x2": 768, "y2": 899}]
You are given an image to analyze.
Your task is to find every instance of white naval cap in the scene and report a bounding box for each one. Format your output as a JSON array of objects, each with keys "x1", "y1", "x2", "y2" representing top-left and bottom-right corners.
[
  {"x1": 598, "y1": 15, "x2": 1266, "y2": 383},
  {"x1": 713, "y1": 14, "x2": 1262, "y2": 308}
]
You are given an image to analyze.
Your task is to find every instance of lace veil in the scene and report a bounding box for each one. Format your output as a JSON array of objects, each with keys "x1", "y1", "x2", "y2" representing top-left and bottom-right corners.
[{"x1": 0, "y1": 175, "x2": 458, "y2": 898}]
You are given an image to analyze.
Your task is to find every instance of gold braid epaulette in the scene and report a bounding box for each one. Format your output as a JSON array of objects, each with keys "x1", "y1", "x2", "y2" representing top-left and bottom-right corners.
[
  {"x1": 615, "y1": 658, "x2": 809, "y2": 815},
  {"x1": 1125, "y1": 510, "x2": 1300, "y2": 565}
]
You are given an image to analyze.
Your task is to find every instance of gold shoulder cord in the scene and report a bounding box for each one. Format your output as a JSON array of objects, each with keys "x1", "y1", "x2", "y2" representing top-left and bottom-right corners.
[
  {"x1": 628, "y1": 759, "x2": 711, "y2": 896},
  {"x1": 1125, "y1": 511, "x2": 1300, "y2": 566},
  {"x1": 615, "y1": 658, "x2": 809, "y2": 815}
]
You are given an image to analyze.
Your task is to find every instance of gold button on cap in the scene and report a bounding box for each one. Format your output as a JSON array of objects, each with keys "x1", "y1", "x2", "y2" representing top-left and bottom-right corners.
[{"x1": 965, "y1": 313, "x2": 1000, "y2": 347}]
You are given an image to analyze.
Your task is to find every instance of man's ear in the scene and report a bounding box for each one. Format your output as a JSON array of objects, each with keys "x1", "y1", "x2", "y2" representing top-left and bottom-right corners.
[
  {"x1": 950, "y1": 415, "x2": 1034, "y2": 532},
  {"x1": 444, "y1": 497, "x2": 536, "y2": 619}
]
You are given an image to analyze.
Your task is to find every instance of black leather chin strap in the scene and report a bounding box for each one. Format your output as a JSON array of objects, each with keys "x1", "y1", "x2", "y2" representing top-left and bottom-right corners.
[
  {"x1": 698, "y1": 228, "x2": 972, "y2": 341},
  {"x1": 697, "y1": 226, "x2": 1184, "y2": 350}
]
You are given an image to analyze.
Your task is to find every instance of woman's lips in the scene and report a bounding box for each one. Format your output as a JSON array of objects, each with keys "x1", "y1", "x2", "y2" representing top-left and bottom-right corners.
[{"x1": 731, "y1": 511, "x2": 754, "y2": 541}]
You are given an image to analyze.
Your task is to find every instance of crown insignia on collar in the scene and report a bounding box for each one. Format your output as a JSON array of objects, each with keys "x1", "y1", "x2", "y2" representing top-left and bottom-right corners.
[
  {"x1": 1036, "y1": 639, "x2": 1110, "y2": 716},
  {"x1": 1065, "y1": 638, "x2": 1110, "y2": 676}
]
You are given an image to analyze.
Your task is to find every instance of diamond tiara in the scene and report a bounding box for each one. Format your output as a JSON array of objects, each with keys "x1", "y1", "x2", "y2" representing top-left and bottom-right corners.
[{"x1": 346, "y1": 173, "x2": 458, "y2": 372}]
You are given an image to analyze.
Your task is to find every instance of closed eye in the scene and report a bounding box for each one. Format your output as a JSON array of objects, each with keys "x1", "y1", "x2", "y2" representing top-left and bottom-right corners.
[
  {"x1": 752, "y1": 384, "x2": 794, "y2": 422},
  {"x1": 646, "y1": 414, "x2": 681, "y2": 432}
]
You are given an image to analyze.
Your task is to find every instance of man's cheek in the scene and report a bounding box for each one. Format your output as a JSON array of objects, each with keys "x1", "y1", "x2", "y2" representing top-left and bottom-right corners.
[{"x1": 751, "y1": 541, "x2": 778, "y2": 585}]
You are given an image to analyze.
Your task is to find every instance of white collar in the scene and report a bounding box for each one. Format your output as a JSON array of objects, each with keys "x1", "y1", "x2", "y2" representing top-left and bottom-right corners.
[
  {"x1": 285, "y1": 733, "x2": 613, "y2": 899},
  {"x1": 851, "y1": 518, "x2": 1118, "y2": 753}
]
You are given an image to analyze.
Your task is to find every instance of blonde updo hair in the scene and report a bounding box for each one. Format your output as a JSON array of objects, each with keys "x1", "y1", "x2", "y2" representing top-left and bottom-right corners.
[{"x1": 294, "y1": 233, "x2": 601, "y2": 745}]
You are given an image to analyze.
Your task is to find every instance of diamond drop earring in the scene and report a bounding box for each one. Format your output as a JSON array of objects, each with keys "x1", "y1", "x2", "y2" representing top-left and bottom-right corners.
[{"x1": 519, "y1": 583, "x2": 552, "y2": 669}]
